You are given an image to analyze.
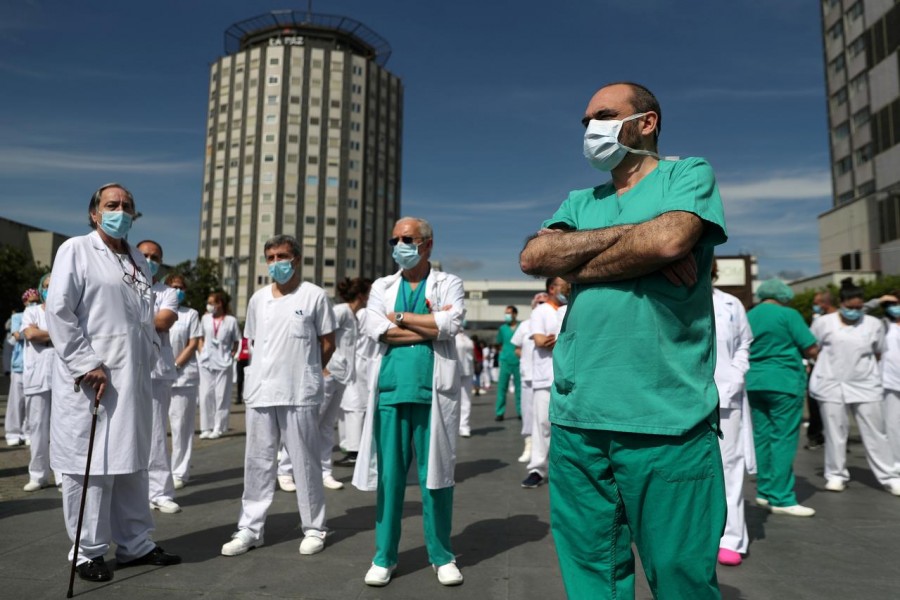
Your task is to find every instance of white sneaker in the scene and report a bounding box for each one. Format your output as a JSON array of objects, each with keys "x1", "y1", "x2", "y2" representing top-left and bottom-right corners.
[
  {"x1": 150, "y1": 499, "x2": 182, "y2": 514},
  {"x1": 6, "y1": 438, "x2": 22, "y2": 447},
  {"x1": 459, "y1": 428, "x2": 471, "y2": 438},
  {"x1": 24, "y1": 438, "x2": 31, "y2": 446},
  {"x1": 278, "y1": 474, "x2": 297, "y2": 492},
  {"x1": 172, "y1": 477, "x2": 185, "y2": 490},
  {"x1": 755, "y1": 497, "x2": 770, "y2": 507},
  {"x1": 221, "y1": 529, "x2": 262, "y2": 556},
  {"x1": 770, "y1": 504, "x2": 816, "y2": 517},
  {"x1": 518, "y1": 437, "x2": 533, "y2": 463},
  {"x1": 23, "y1": 480, "x2": 46, "y2": 492},
  {"x1": 885, "y1": 482, "x2": 900, "y2": 497},
  {"x1": 199, "y1": 431, "x2": 211, "y2": 439},
  {"x1": 434, "y1": 562, "x2": 464, "y2": 586},
  {"x1": 207, "y1": 431, "x2": 222, "y2": 440},
  {"x1": 364, "y1": 563, "x2": 396, "y2": 586},
  {"x1": 298, "y1": 534, "x2": 325, "y2": 555},
  {"x1": 825, "y1": 479, "x2": 847, "y2": 492},
  {"x1": 322, "y1": 475, "x2": 344, "y2": 490}
]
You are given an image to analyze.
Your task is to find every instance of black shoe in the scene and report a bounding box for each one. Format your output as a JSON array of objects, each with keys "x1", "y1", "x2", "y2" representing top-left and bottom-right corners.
[
  {"x1": 495, "y1": 415, "x2": 504, "y2": 422},
  {"x1": 334, "y1": 452, "x2": 358, "y2": 467},
  {"x1": 77, "y1": 557, "x2": 113, "y2": 582},
  {"x1": 521, "y1": 472, "x2": 544, "y2": 488},
  {"x1": 118, "y1": 545, "x2": 182, "y2": 568}
]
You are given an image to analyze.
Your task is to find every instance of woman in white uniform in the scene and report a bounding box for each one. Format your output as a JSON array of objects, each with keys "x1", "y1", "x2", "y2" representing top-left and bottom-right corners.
[
  {"x1": 45, "y1": 182, "x2": 180, "y2": 583},
  {"x1": 335, "y1": 292, "x2": 377, "y2": 467},
  {"x1": 21, "y1": 274, "x2": 60, "y2": 491},
  {"x1": 511, "y1": 292, "x2": 548, "y2": 464},
  {"x1": 455, "y1": 325, "x2": 474, "y2": 438},
  {"x1": 164, "y1": 274, "x2": 202, "y2": 489},
  {"x1": 809, "y1": 278, "x2": 900, "y2": 495},
  {"x1": 881, "y1": 294, "x2": 900, "y2": 471},
  {"x1": 197, "y1": 291, "x2": 241, "y2": 439}
]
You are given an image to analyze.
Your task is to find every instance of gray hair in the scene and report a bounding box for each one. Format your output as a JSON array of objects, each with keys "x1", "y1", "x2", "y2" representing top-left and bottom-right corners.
[
  {"x1": 263, "y1": 234, "x2": 302, "y2": 258},
  {"x1": 88, "y1": 183, "x2": 134, "y2": 229},
  {"x1": 395, "y1": 216, "x2": 433, "y2": 240}
]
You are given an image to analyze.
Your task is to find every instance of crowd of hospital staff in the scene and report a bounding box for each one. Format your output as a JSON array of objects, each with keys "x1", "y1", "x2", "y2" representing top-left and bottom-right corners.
[{"x1": 5, "y1": 212, "x2": 900, "y2": 581}]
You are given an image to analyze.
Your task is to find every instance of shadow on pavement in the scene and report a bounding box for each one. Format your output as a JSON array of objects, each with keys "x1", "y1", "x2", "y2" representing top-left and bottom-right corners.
[
  {"x1": 470, "y1": 426, "x2": 504, "y2": 436},
  {"x1": 177, "y1": 483, "x2": 244, "y2": 507},
  {"x1": 848, "y1": 465, "x2": 887, "y2": 492},
  {"x1": 455, "y1": 458, "x2": 509, "y2": 484},
  {"x1": 721, "y1": 583, "x2": 748, "y2": 599},
  {"x1": 0, "y1": 496, "x2": 61, "y2": 519}
]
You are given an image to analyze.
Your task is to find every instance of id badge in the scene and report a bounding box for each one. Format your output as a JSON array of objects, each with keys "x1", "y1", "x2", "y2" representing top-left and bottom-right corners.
[{"x1": 211, "y1": 338, "x2": 220, "y2": 348}]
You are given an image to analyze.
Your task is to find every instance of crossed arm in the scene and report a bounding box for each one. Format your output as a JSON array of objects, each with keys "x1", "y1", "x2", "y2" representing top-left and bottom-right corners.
[{"x1": 519, "y1": 211, "x2": 704, "y2": 285}]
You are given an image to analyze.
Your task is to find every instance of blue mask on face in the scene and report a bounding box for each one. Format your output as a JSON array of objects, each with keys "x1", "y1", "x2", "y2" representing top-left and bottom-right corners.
[
  {"x1": 392, "y1": 242, "x2": 421, "y2": 270},
  {"x1": 175, "y1": 289, "x2": 186, "y2": 304},
  {"x1": 840, "y1": 307, "x2": 863, "y2": 322},
  {"x1": 40, "y1": 288, "x2": 48, "y2": 302},
  {"x1": 504, "y1": 314, "x2": 513, "y2": 323},
  {"x1": 268, "y1": 260, "x2": 295, "y2": 284},
  {"x1": 147, "y1": 260, "x2": 160, "y2": 277},
  {"x1": 887, "y1": 305, "x2": 900, "y2": 320},
  {"x1": 812, "y1": 305, "x2": 823, "y2": 315},
  {"x1": 99, "y1": 211, "x2": 133, "y2": 239}
]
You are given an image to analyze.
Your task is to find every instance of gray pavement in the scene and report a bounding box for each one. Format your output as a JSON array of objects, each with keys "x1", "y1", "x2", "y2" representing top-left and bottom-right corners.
[{"x1": 2, "y1": 389, "x2": 900, "y2": 599}]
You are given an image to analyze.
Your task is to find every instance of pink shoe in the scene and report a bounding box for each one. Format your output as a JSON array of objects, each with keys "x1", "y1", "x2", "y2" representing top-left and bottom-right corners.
[{"x1": 717, "y1": 548, "x2": 742, "y2": 566}]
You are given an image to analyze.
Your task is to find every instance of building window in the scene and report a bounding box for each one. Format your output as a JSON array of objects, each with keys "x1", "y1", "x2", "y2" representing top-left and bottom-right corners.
[
  {"x1": 849, "y1": 73, "x2": 866, "y2": 95},
  {"x1": 324, "y1": 259, "x2": 335, "y2": 267},
  {"x1": 848, "y1": 35, "x2": 865, "y2": 57},
  {"x1": 828, "y1": 20, "x2": 843, "y2": 42},
  {"x1": 852, "y1": 107, "x2": 870, "y2": 129},
  {"x1": 833, "y1": 121, "x2": 850, "y2": 140},
  {"x1": 267, "y1": 95, "x2": 278, "y2": 105},
  {"x1": 263, "y1": 173, "x2": 274, "y2": 183},
  {"x1": 269, "y1": 57, "x2": 280, "y2": 65},
  {"x1": 268, "y1": 76, "x2": 279, "y2": 85},
  {"x1": 855, "y1": 144, "x2": 872, "y2": 164},
  {"x1": 265, "y1": 114, "x2": 277, "y2": 124},
  {"x1": 327, "y1": 177, "x2": 339, "y2": 187},
  {"x1": 838, "y1": 191, "x2": 854, "y2": 204},
  {"x1": 307, "y1": 176, "x2": 319, "y2": 186},
  {"x1": 304, "y1": 256, "x2": 315, "y2": 265},
  {"x1": 840, "y1": 251, "x2": 861, "y2": 270},
  {"x1": 858, "y1": 181, "x2": 875, "y2": 197},
  {"x1": 846, "y1": 1, "x2": 863, "y2": 21},
  {"x1": 265, "y1": 134, "x2": 276, "y2": 142},
  {"x1": 833, "y1": 87, "x2": 848, "y2": 106},
  {"x1": 835, "y1": 156, "x2": 853, "y2": 175},
  {"x1": 829, "y1": 54, "x2": 845, "y2": 75}
]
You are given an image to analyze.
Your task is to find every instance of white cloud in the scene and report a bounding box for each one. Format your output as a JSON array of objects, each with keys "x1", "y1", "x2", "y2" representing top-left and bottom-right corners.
[
  {"x1": 0, "y1": 147, "x2": 199, "y2": 174},
  {"x1": 718, "y1": 172, "x2": 832, "y2": 202}
]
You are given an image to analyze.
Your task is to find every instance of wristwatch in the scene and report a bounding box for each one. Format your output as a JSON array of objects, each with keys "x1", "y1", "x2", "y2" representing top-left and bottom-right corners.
[{"x1": 395, "y1": 312, "x2": 404, "y2": 326}]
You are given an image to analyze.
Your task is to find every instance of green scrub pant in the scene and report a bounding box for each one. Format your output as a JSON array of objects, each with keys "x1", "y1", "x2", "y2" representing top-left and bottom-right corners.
[
  {"x1": 549, "y1": 421, "x2": 725, "y2": 600},
  {"x1": 495, "y1": 361, "x2": 521, "y2": 417},
  {"x1": 747, "y1": 390, "x2": 803, "y2": 507},
  {"x1": 373, "y1": 403, "x2": 455, "y2": 568}
]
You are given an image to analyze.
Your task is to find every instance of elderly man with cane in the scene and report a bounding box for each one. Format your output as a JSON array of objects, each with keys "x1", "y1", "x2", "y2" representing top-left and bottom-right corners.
[{"x1": 46, "y1": 183, "x2": 180, "y2": 589}]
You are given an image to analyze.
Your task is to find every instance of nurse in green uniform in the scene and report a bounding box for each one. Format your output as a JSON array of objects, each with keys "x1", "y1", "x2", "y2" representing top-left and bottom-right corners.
[
  {"x1": 746, "y1": 279, "x2": 819, "y2": 515},
  {"x1": 520, "y1": 82, "x2": 727, "y2": 600},
  {"x1": 494, "y1": 306, "x2": 521, "y2": 420},
  {"x1": 352, "y1": 217, "x2": 466, "y2": 588}
]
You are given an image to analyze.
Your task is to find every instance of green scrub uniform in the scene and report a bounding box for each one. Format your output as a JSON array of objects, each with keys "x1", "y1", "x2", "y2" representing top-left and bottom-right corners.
[
  {"x1": 495, "y1": 322, "x2": 521, "y2": 417},
  {"x1": 542, "y1": 158, "x2": 728, "y2": 599},
  {"x1": 746, "y1": 303, "x2": 817, "y2": 507},
  {"x1": 373, "y1": 277, "x2": 455, "y2": 568}
]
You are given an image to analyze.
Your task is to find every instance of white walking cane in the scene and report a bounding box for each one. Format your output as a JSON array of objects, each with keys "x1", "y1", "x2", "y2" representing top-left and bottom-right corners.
[{"x1": 66, "y1": 376, "x2": 102, "y2": 598}]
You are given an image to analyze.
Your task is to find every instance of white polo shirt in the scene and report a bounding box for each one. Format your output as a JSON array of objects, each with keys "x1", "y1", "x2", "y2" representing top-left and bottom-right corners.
[{"x1": 530, "y1": 302, "x2": 565, "y2": 389}]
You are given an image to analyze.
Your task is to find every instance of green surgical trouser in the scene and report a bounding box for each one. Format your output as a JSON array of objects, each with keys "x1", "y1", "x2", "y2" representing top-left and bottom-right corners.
[
  {"x1": 373, "y1": 403, "x2": 455, "y2": 568},
  {"x1": 549, "y1": 421, "x2": 725, "y2": 600},
  {"x1": 495, "y1": 361, "x2": 521, "y2": 417},
  {"x1": 747, "y1": 390, "x2": 803, "y2": 507}
]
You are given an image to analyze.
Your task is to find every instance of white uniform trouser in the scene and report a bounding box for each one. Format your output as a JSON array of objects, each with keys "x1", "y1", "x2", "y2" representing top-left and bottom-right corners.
[
  {"x1": 342, "y1": 410, "x2": 365, "y2": 452},
  {"x1": 169, "y1": 386, "x2": 198, "y2": 481},
  {"x1": 238, "y1": 405, "x2": 327, "y2": 540},
  {"x1": 718, "y1": 407, "x2": 748, "y2": 553},
  {"x1": 459, "y1": 376, "x2": 473, "y2": 436},
  {"x1": 61, "y1": 471, "x2": 156, "y2": 564},
  {"x1": 884, "y1": 390, "x2": 900, "y2": 470},
  {"x1": 278, "y1": 445, "x2": 292, "y2": 476},
  {"x1": 5, "y1": 371, "x2": 26, "y2": 443},
  {"x1": 149, "y1": 379, "x2": 176, "y2": 503},
  {"x1": 820, "y1": 401, "x2": 900, "y2": 487},
  {"x1": 317, "y1": 376, "x2": 346, "y2": 478},
  {"x1": 520, "y1": 378, "x2": 534, "y2": 438},
  {"x1": 527, "y1": 387, "x2": 551, "y2": 478},
  {"x1": 199, "y1": 366, "x2": 232, "y2": 434},
  {"x1": 26, "y1": 391, "x2": 52, "y2": 483}
]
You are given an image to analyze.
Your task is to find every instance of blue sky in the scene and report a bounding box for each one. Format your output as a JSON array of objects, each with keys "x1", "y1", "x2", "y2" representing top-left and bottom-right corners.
[{"x1": 0, "y1": 0, "x2": 831, "y2": 281}]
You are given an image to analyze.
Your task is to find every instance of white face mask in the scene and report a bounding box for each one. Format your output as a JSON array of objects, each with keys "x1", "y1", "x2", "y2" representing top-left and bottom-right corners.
[
  {"x1": 206, "y1": 303, "x2": 216, "y2": 314},
  {"x1": 583, "y1": 112, "x2": 661, "y2": 171}
]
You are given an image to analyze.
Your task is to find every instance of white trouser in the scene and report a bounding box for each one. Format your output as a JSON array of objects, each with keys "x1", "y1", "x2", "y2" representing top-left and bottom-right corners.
[
  {"x1": 61, "y1": 471, "x2": 156, "y2": 564},
  {"x1": 459, "y1": 376, "x2": 473, "y2": 435},
  {"x1": 479, "y1": 368, "x2": 491, "y2": 389},
  {"x1": 527, "y1": 387, "x2": 551, "y2": 478},
  {"x1": 318, "y1": 376, "x2": 346, "y2": 478},
  {"x1": 884, "y1": 390, "x2": 900, "y2": 470},
  {"x1": 520, "y1": 378, "x2": 534, "y2": 438},
  {"x1": 26, "y1": 390, "x2": 53, "y2": 483},
  {"x1": 238, "y1": 405, "x2": 327, "y2": 540},
  {"x1": 820, "y1": 400, "x2": 900, "y2": 486},
  {"x1": 342, "y1": 410, "x2": 365, "y2": 452},
  {"x1": 278, "y1": 444, "x2": 292, "y2": 476},
  {"x1": 169, "y1": 386, "x2": 198, "y2": 481},
  {"x1": 5, "y1": 371, "x2": 26, "y2": 442},
  {"x1": 149, "y1": 379, "x2": 175, "y2": 503},
  {"x1": 199, "y1": 366, "x2": 232, "y2": 434},
  {"x1": 718, "y1": 407, "x2": 748, "y2": 553}
]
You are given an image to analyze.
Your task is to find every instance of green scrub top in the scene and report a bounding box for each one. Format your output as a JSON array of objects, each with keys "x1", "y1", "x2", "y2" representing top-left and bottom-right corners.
[
  {"x1": 377, "y1": 276, "x2": 434, "y2": 405},
  {"x1": 496, "y1": 323, "x2": 521, "y2": 366},
  {"x1": 542, "y1": 158, "x2": 728, "y2": 435},
  {"x1": 746, "y1": 302, "x2": 816, "y2": 396}
]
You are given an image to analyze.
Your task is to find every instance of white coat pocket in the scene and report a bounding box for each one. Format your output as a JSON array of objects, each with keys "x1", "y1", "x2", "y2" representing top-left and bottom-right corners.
[
  {"x1": 242, "y1": 366, "x2": 260, "y2": 403},
  {"x1": 434, "y1": 355, "x2": 460, "y2": 395},
  {"x1": 291, "y1": 313, "x2": 314, "y2": 339},
  {"x1": 90, "y1": 333, "x2": 129, "y2": 370}
]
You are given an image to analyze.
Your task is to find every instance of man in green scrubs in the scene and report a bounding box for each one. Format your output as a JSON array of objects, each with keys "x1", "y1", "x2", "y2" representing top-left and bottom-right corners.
[
  {"x1": 494, "y1": 305, "x2": 521, "y2": 420},
  {"x1": 520, "y1": 82, "x2": 728, "y2": 600}
]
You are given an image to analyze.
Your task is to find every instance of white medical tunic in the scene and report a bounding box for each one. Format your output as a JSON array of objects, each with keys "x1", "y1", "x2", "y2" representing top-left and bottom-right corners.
[
  {"x1": 809, "y1": 312, "x2": 885, "y2": 404},
  {"x1": 171, "y1": 306, "x2": 202, "y2": 387},
  {"x1": 325, "y1": 302, "x2": 358, "y2": 385},
  {"x1": 712, "y1": 288, "x2": 753, "y2": 408},
  {"x1": 530, "y1": 303, "x2": 564, "y2": 389},
  {"x1": 21, "y1": 305, "x2": 57, "y2": 395},
  {"x1": 199, "y1": 313, "x2": 241, "y2": 372},
  {"x1": 150, "y1": 282, "x2": 179, "y2": 381},
  {"x1": 510, "y1": 319, "x2": 534, "y2": 382}
]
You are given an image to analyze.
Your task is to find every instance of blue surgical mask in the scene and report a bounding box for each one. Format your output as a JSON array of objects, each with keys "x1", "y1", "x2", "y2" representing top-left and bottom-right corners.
[
  {"x1": 812, "y1": 305, "x2": 823, "y2": 315},
  {"x1": 147, "y1": 260, "x2": 160, "y2": 277},
  {"x1": 99, "y1": 211, "x2": 132, "y2": 239},
  {"x1": 392, "y1": 242, "x2": 421, "y2": 270},
  {"x1": 175, "y1": 289, "x2": 186, "y2": 304},
  {"x1": 557, "y1": 293, "x2": 568, "y2": 306},
  {"x1": 886, "y1": 305, "x2": 900, "y2": 320},
  {"x1": 268, "y1": 260, "x2": 295, "y2": 284},
  {"x1": 40, "y1": 288, "x2": 48, "y2": 302},
  {"x1": 840, "y1": 307, "x2": 862, "y2": 322},
  {"x1": 504, "y1": 314, "x2": 513, "y2": 323},
  {"x1": 583, "y1": 113, "x2": 661, "y2": 172}
]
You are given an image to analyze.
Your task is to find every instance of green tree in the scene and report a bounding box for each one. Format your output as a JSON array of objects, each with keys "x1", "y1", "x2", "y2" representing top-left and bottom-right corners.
[
  {"x1": 165, "y1": 257, "x2": 224, "y2": 314},
  {"x1": 0, "y1": 245, "x2": 49, "y2": 323}
]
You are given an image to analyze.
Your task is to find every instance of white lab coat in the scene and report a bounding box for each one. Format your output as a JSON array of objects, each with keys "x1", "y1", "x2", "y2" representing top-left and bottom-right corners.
[
  {"x1": 325, "y1": 302, "x2": 358, "y2": 385},
  {"x1": 170, "y1": 306, "x2": 202, "y2": 388},
  {"x1": 46, "y1": 231, "x2": 156, "y2": 475},
  {"x1": 341, "y1": 307, "x2": 375, "y2": 413},
  {"x1": 150, "y1": 282, "x2": 178, "y2": 381},
  {"x1": 21, "y1": 304, "x2": 56, "y2": 395},
  {"x1": 809, "y1": 313, "x2": 885, "y2": 404},
  {"x1": 352, "y1": 268, "x2": 465, "y2": 491},
  {"x1": 510, "y1": 319, "x2": 534, "y2": 382}
]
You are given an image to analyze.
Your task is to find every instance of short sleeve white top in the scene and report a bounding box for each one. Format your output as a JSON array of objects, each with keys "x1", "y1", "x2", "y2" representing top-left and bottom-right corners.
[
  {"x1": 531, "y1": 302, "x2": 564, "y2": 389},
  {"x1": 170, "y1": 306, "x2": 202, "y2": 387}
]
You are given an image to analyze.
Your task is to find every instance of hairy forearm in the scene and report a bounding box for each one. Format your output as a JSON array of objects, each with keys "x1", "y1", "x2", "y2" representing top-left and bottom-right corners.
[
  {"x1": 519, "y1": 226, "x2": 633, "y2": 277},
  {"x1": 381, "y1": 327, "x2": 433, "y2": 345}
]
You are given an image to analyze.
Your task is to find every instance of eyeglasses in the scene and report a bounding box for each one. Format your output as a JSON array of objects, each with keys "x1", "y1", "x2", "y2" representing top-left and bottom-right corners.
[
  {"x1": 117, "y1": 255, "x2": 150, "y2": 295},
  {"x1": 388, "y1": 236, "x2": 425, "y2": 247}
]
